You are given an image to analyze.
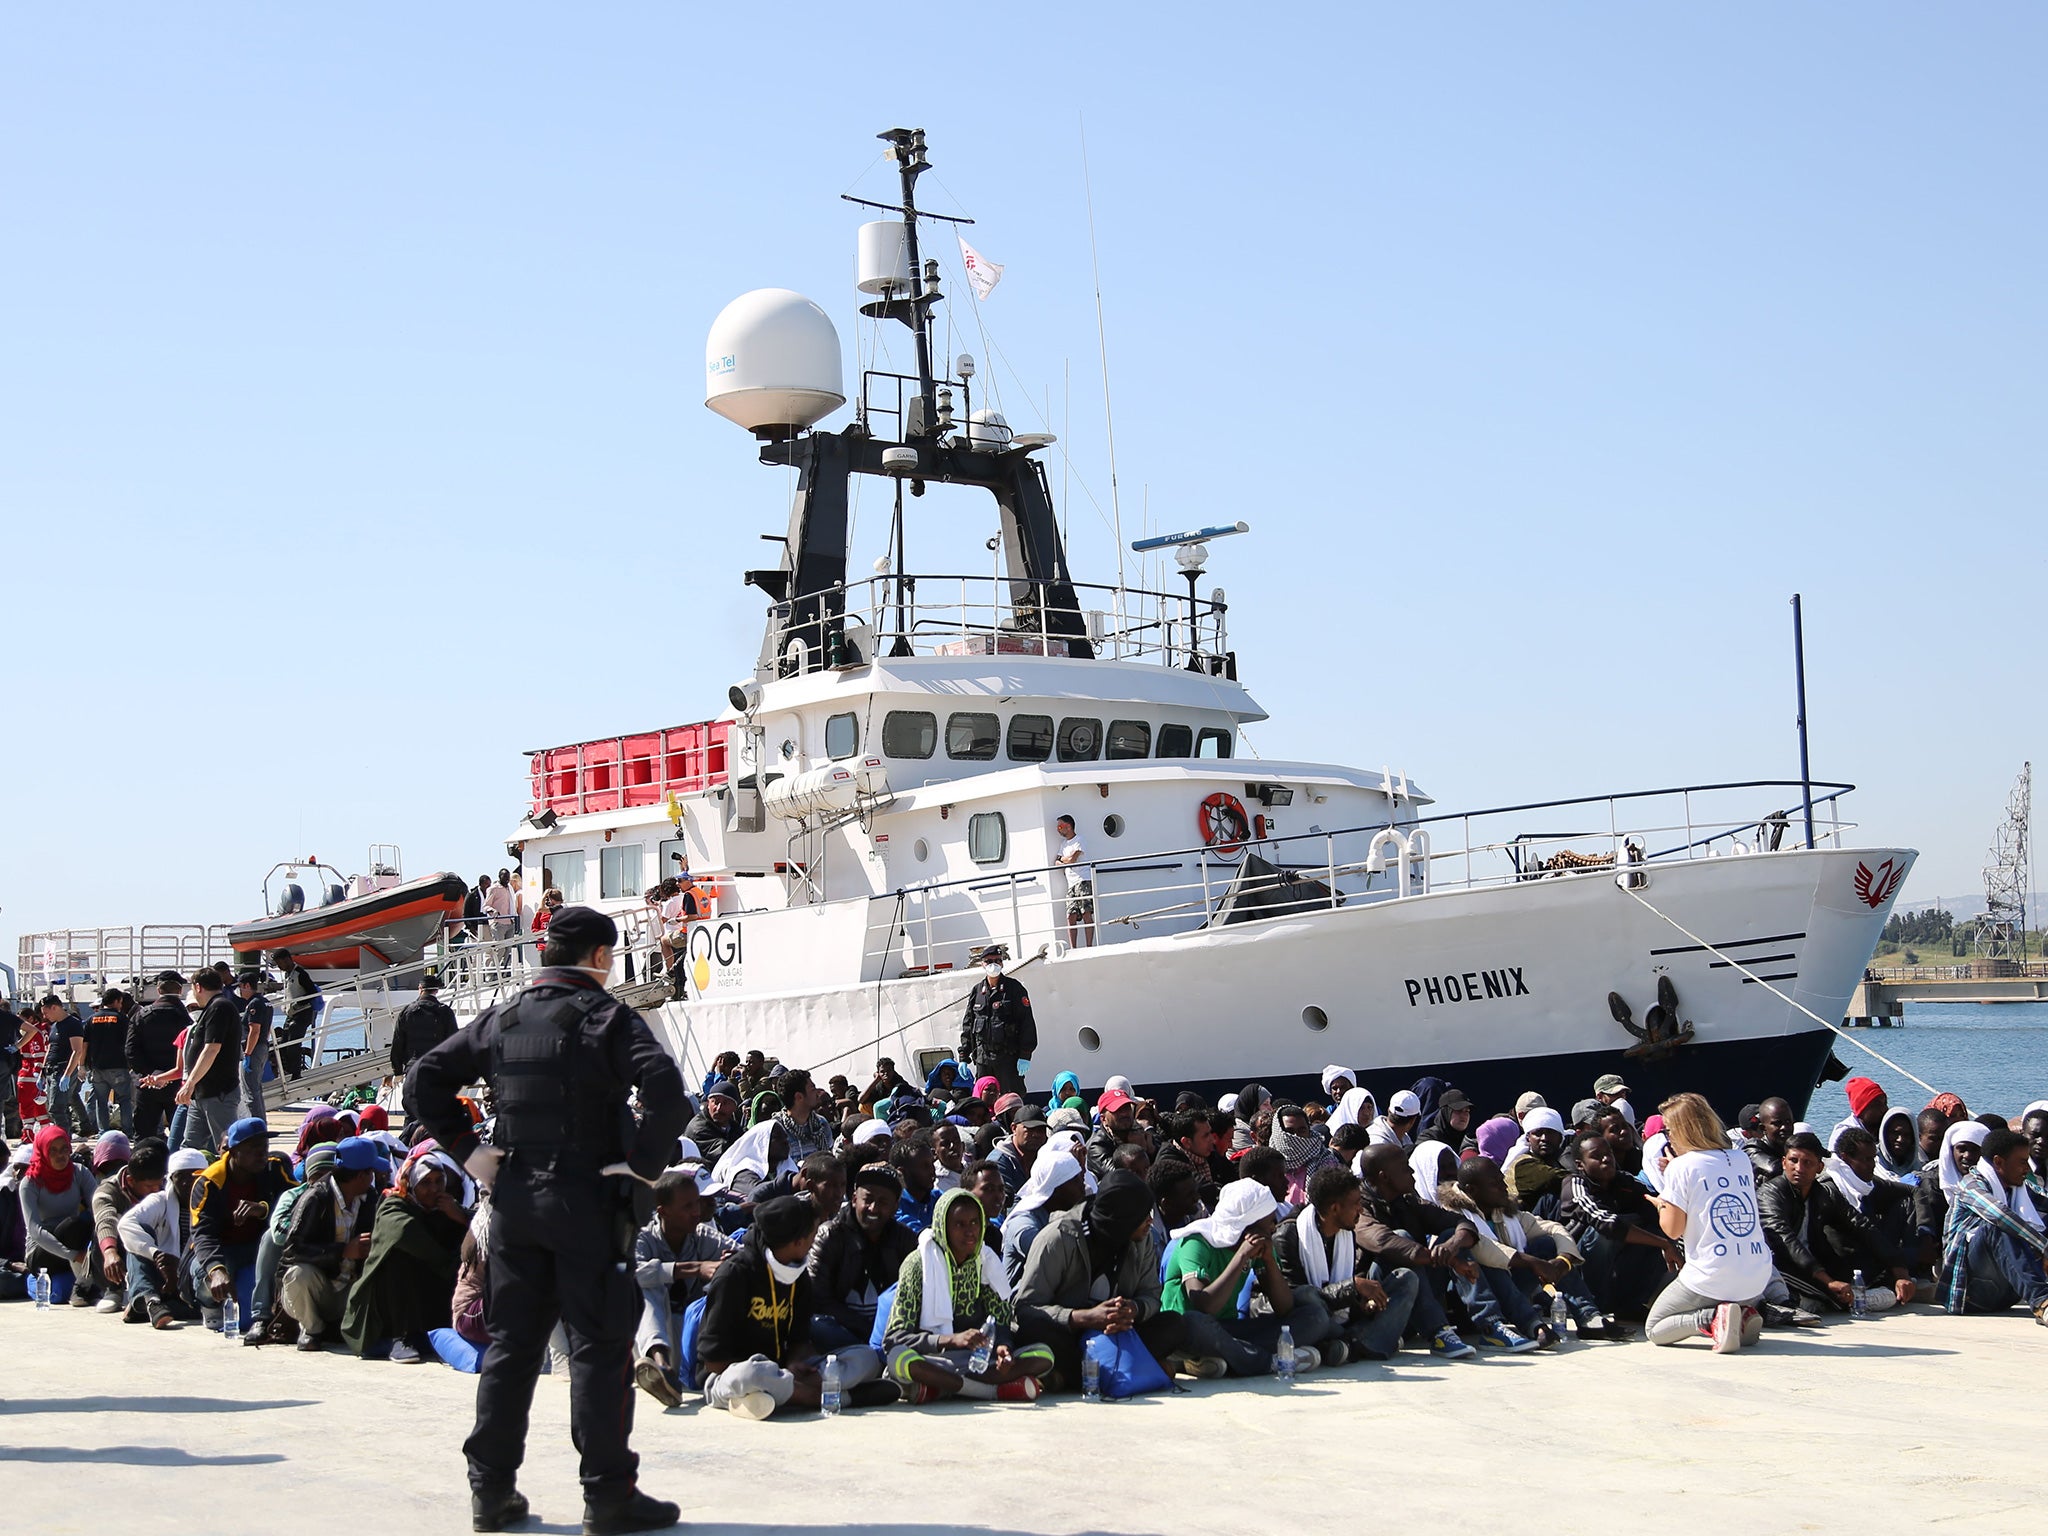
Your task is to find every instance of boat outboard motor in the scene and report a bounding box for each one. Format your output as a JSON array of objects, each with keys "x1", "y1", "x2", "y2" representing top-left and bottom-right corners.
[
  {"x1": 279, "y1": 882, "x2": 306, "y2": 916},
  {"x1": 325, "y1": 883, "x2": 347, "y2": 907}
]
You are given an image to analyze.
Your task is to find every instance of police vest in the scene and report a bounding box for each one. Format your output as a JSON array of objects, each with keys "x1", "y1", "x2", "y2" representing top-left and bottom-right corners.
[
  {"x1": 488, "y1": 986, "x2": 631, "y2": 1176},
  {"x1": 964, "y1": 978, "x2": 1028, "y2": 1057}
]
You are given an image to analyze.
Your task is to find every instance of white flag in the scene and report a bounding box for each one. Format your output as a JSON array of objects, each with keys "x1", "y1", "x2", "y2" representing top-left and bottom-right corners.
[{"x1": 959, "y1": 235, "x2": 1004, "y2": 300}]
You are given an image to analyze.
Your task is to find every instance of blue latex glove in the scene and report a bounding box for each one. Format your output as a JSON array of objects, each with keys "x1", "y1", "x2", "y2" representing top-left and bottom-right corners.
[
  {"x1": 57, "y1": 1075, "x2": 74, "y2": 1094},
  {"x1": 1016, "y1": 1058, "x2": 1032, "y2": 1074}
]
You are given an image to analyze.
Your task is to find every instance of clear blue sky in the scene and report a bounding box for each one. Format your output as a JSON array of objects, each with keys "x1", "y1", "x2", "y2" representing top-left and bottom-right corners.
[{"x1": 6, "y1": 5, "x2": 2043, "y2": 954}]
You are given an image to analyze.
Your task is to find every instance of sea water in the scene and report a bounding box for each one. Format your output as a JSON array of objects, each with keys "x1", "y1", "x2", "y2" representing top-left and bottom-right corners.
[{"x1": 1806, "y1": 1001, "x2": 2048, "y2": 1124}]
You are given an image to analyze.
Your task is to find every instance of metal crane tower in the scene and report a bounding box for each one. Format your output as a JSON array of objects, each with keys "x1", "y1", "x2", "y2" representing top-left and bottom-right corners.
[{"x1": 1978, "y1": 762, "x2": 2032, "y2": 960}]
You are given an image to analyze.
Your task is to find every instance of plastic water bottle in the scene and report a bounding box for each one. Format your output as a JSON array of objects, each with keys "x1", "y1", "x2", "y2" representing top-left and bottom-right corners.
[
  {"x1": 221, "y1": 1296, "x2": 240, "y2": 1343},
  {"x1": 1273, "y1": 1325, "x2": 1296, "y2": 1385},
  {"x1": 35, "y1": 1268, "x2": 51, "y2": 1310},
  {"x1": 967, "y1": 1315, "x2": 995, "y2": 1377},
  {"x1": 1551, "y1": 1290, "x2": 1570, "y2": 1334},
  {"x1": 820, "y1": 1354, "x2": 843, "y2": 1417},
  {"x1": 1851, "y1": 1269, "x2": 1868, "y2": 1318},
  {"x1": 1081, "y1": 1340, "x2": 1103, "y2": 1402}
]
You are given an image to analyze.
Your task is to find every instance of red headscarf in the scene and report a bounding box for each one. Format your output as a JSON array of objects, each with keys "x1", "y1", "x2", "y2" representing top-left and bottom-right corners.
[
  {"x1": 355, "y1": 1104, "x2": 390, "y2": 1134},
  {"x1": 27, "y1": 1125, "x2": 75, "y2": 1195}
]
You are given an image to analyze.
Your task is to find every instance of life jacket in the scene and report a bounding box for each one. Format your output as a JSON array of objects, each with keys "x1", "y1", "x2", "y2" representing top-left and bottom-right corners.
[
  {"x1": 488, "y1": 984, "x2": 631, "y2": 1176},
  {"x1": 678, "y1": 877, "x2": 715, "y2": 922}
]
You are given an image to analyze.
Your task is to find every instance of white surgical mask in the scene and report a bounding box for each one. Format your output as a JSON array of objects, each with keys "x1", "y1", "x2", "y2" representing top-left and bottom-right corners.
[
  {"x1": 766, "y1": 1251, "x2": 806, "y2": 1285},
  {"x1": 983, "y1": 964, "x2": 1002, "y2": 980},
  {"x1": 572, "y1": 964, "x2": 611, "y2": 982}
]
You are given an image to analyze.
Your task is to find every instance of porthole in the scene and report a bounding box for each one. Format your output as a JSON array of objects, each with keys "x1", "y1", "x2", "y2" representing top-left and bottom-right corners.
[
  {"x1": 1078, "y1": 1026, "x2": 1102, "y2": 1052},
  {"x1": 1103, "y1": 814, "x2": 1125, "y2": 837},
  {"x1": 1302, "y1": 1005, "x2": 1329, "y2": 1031},
  {"x1": 912, "y1": 838, "x2": 929, "y2": 862}
]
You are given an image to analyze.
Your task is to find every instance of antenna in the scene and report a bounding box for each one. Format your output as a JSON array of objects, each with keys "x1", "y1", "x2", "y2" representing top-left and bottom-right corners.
[
  {"x1": 1079, "y1": 117, "x2": 1127, "y2": 617},
  {"x1": 1979, "y1": 762, "x2": 2032, "y2": 961}
]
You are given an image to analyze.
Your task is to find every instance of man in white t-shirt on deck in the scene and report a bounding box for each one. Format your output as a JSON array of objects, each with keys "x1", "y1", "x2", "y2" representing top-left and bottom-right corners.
[{"x1": 1054, "y1": 814, "x2": 1095, "y2": 949}]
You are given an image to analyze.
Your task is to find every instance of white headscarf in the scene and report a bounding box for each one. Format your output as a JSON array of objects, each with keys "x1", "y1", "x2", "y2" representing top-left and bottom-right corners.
[
  {"x1": 1503, "y1": 1107, "x2": 1565, "y2": 1178},
  {"x1": 1938, "y1": 1120, "x2": 1990, "y2": 1194},
  {"x1": 1003, "y1": 1142, "x2": 1086, "y2": 1229},
  {"x1": 1640, "y1": 1132, "x2": 1671, "y2": 1195},
  {"x1": 1170, "y1": 1178, "x2": 1277, "y2": 1250},
  {"x1": 1823, "y1": 1153, "x2": 1875, "y2": 1208},
  {"x1": 1103, "y1": 1075, "x2": 1135, "y2": 1098},
  {"x1": 1319, "y1": 1065, "x2": 1358, "y2": 1098},
  {"x1": 706, "y1": 1121, "x2": 796, "y2": 1195},
  {"x1": 1978, "y1": 1148, "x2": 2046, "y2": 1232},
  {"x1": 1410, "y1": 1141, "x2": 1458, "y2": 1208},
  {"x1": 1329, "y1": 1087, "x2": 1376, "y2": 1131},
  {"x1": 850, "y1": 1119, "x2": 892, "y2": 1149}
]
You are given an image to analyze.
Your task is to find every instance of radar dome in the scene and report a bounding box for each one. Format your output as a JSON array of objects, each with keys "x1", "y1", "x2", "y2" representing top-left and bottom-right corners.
[{"x1": 705, "y1": 288, "x2": 845, "y2": 437}]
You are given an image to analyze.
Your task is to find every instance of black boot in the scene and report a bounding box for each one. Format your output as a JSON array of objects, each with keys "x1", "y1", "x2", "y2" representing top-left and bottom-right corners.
[
  {"x1": 471, "y1": 1486, "x2": 531, "y2": 1532},
  {"x1": 582, "y1": 1489, "x2": 681, "y2": 1535}
]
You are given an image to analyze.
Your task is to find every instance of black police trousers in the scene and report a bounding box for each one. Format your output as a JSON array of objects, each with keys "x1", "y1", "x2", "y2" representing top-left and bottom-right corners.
[{"x1": 466, "y1": 1166, "x2": 640, "y2": 1498}]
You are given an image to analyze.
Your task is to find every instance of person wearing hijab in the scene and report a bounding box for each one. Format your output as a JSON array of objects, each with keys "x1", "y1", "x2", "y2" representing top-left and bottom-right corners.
[
  {"x1": 1001, "y1": 1140, "x2": 1088, "y2": 1285},
  {"x1": 1014, "y1": 1169, "x2": 1186, "y2": 1387},
  {"x1": 340, "y1": 1144, "x2": 470, "y2": 1361},
  {"x1": 697, "y1": 1193, "x2": 890, "y2": 1416},
  {"x1": 1159, "y1": 1177, "x2": 1334, "y2": 1376},
  {"x1": 1267, "y1": 1102, "x2": 1337, "y2": 1206},
  {"x1": 1475, "y1": 1114, "x2": 1521, "y2": 1165},
  {"x1": 1504, "y1": 1108, "x2": 1569, "y2": 1217},
  {"x1": 293, "y1": 1105, "x2": 345, "y2": 1173},
  {"x1": 1875, "y1": 1107, "x2": 1921, "y2": 1184},
  {"x1": 707, "y1": 1121, "x2": 795, "y2": 1202},
  {"x1": 885, "y1": 1186, "x2": 1055, "y2": 1402},
  {"x1": 923, "y1": 1058, "x2": 966, "y2": 1099},
  {"x1": 1326, "y1": 1086, "x2": 1374, "y2": 1136},
  {"x1": 1422, "y1": 1089, "x2": 1476, "y2": 1151},
  {"x1": 20, "y1": 1125, "x2": 103, "y2": 1304},
  {"x1": 1937, "y1": 1127, "x2": 2048, "y2": 1318},
  {"x1": 1915, "y1": 1119, "x2": 1991, "y2": 1273}
]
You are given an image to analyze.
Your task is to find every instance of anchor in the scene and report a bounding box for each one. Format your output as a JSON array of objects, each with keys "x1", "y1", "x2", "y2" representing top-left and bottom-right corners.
[{"x1": 1609, "y1": 974, "x2": 1695, "y2": 1062}]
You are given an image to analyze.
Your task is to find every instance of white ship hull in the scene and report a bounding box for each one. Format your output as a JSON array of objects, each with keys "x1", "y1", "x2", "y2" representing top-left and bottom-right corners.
[{"x1": 648, "y1": 844, "x2": 1911, "y2": 1115}]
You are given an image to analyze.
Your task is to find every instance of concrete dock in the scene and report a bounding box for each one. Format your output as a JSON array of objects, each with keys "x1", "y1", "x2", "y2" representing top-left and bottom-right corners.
[{"x1": 0, "y1": 1301, "x2": 2026, "y2": 1533}]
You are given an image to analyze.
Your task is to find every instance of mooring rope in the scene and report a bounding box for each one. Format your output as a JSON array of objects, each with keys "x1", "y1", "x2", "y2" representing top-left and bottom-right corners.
[{"x1": 1619, "y1": 884, "x2": 1942, "y2": 1098}]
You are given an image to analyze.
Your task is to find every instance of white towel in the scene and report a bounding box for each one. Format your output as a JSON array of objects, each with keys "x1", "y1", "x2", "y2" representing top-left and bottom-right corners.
[{"x1": 1293, "y1": 1203, "x2": 1353, "y2": 1288}]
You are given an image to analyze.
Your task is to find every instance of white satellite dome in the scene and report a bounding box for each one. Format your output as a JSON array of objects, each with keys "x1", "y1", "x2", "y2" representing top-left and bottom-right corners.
[
  {"x1": 705, "y1": 288, "x2": 845, "y2": 436},
  {"x1": 965, "y1": 408, "x2": 1012, "y2": 452}
]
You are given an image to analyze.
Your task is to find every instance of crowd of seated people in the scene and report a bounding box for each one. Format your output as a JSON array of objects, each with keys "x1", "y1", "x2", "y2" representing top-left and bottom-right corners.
[{"x1": 10, "y1": 1030, "x2": 2046, "y2": 1411}]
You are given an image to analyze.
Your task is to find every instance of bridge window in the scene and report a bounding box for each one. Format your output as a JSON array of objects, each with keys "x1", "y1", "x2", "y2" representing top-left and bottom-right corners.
[
  {"x1": 1156, "y1": 723, "x2": 1194, "y2": 758},
  {"x1": 968, "y1": 811, "x2": 1007, "y2": 864},
  {"x1": 882, "y1": 710, "x2": 936, "y2": 759},
  {"x1": 1007, "y1": 713, "x2": 1054, "y2": 762},
  {"x1": 946, "y1": 711, "x2": 1000, "y2": 761},
  {"x1": 825, "y1": 712, "x2": 859, "y2": 760},
  {"x1": 657, "y1": 837, "x2": 690, "y2": 878},
  {"x1": 1057, "y1": 717, "x2": 1102, "y2": 762},
  {"x1": 542, "y1": 851, "x2": 586, "y2": 903},
  {"x1": 600, "y1": 844, "x2": 644, "y2": 900},
  {"x1": 1106, "y1": 719, "x2": 1151, "y2": 760},
  {"x1": 1197, "y1": 727, "x2": 1233, "y2": 759}
]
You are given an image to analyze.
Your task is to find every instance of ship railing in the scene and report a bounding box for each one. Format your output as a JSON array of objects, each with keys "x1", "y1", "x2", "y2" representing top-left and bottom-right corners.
[
  {"x1": 12, "y1": 924, "x2": 237, "y2": 1003},
  {"x1": 793, "y1": 571, "x2": 1231, "y2": 672},
  {"x1": 853, "y1": 779, "x2": 1859, "y2": 979}
]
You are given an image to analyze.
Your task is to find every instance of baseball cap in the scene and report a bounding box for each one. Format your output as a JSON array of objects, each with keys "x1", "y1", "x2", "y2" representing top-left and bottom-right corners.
[
  {"x1": 155, "y1": 970, "x2": 187, "y2": 990},
  {"x1": 1097, "y1": 1088, "x2": 1134, "y2": 1116},
  {"x1": 1388, "y1": 1090, "x2": 1422, "y2": 1118},
  {"x1": 332, "y1": 1136, "x2": 389, "y2": 1173},
  {"x1": 223, "y1": 1117, "x2": 270, "y2": 1149},
  {"x1": 235, "y1": 970, "x2": 263, "y2": 988},
  {"x1": 1010, "y1": 1102, "x2": 1047, "y2": 1128},
  {"x1": 1593, "y1": 1073, "x2": 1630, "y2": 1096}
]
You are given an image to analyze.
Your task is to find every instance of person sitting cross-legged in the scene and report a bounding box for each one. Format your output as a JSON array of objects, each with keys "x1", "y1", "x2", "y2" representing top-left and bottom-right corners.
[
  {"x1": 1826, "y1": 1126, "x2": 1918, "y2": 1264},
  {"x1": 1761, "y1": 1131, "x2": 1914, "y2": 1316},
  {"x1": 1014, "y1": 1169, "x2": 1187, "y2": 1389},
  {"x1": 884, "y1": 1187, "x2": 1055, "y2": 1403},
  {"x1": 808, "y1": 1160, "x2": 917, "y2": 1353},
  {"x1": 1000, "y1": 1140, "x2": 1088, "y2": 1287},
  {"x1": 1442, "y1": 1154, "x2": 1600, "y2": 1347},
  {"x1": 1938, "y1": 1127, "x2": 2048, "y2": 1321},
  {"x1": 631, "y1": 1166, "x2": 737, "y2": 1407},
  {"x1": 116, "y1": 1146, "x2": 207, "y2": 1326},
  {"x1": 1273, "y1": 1164, "x2": 1419, "y2": 1364},
  {"x1": 1159, "y1": 1178, "x2": 1334, "y2": 1377},
  {"x1": 696, "y1": 1194, "x2": 890, "y2": 1417},
  {"x1": 277, "y1": 1135, "x2": 387, "y2": 1351}
]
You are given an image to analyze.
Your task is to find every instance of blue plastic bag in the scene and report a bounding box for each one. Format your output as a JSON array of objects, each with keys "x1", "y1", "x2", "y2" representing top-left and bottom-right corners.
[
  {"x1": 677, "y1": 1295, "x2": 709, "y2": 1390},
  {"x1": 1081, "y1": 1328, "x2": 1170, "y2": 1399}
]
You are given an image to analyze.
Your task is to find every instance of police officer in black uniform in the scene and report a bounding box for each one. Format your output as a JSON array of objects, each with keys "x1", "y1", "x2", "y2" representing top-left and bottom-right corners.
[
  {"x1": 390, "y1": 971, "x2": 458, "y2": 1077},
  {"x1": 958, "y1": 942, "x2": 1037, "y2": 1100},
  {"x1": 412, "y1": 906, "x2": 686, "y2": 1536}
]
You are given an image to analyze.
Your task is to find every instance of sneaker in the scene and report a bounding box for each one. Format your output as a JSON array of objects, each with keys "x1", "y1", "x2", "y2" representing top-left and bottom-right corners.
[
  {"x1": 1740, "y1": 1306, "x2": 1764, "y2": 1348},
  {"x1": 582, "y1": 1490, "x2": 680, "y2": 1536},
  {"x1": 1429, "y1": 1326, "x2": 1478, "y2": 1360},
  {"x1": 471, "y1": 1486, "x2": 531, "y2": 1533},
  {"x1": 1318, "y1": 1338, "x2": 1351, "y2": 1368},
  {"x1": 995, "y1": 1375, "x2": 1042, "y2": 1402},
  {"x1": 1531, "y1": 1323, "x2": 1561, "y2": 1350},
  {"x1": 68, "y1": 1288, "x2": 95, "y2": 1308},
  {"x1": 1573, "y1": 1316, "x2": 1612, "y2": 1341},
  {"x1": 149, "y1": 1302, "x2": 179, "y2": 1331},
  {"x1": 1166, "y1": 1351, "x2": 1228, "y2": 1379},
  {"x1": 1709, "y1": 1302, "x2": 1744, "y2": 1353},
  {"x1": 388, "y1": 1338, "x2": 425, "y2": 1364},
  {"x1": 1289, "y1": 1345, "x2": 1323, "y2": 1373},
  {"x1": 633, "y1": 1357, "x2": 683, "y2": 1409},
  {"x1": 848, "y1": 1380, "x2": 901, "y2": 1408},
  {"x1": 725, "y1": 1389, "x2": 775, "y2": 1421},
  {"x1": 1476, "y1": 1321, "x2": 1540, "y2": 1354},
  {"x1": 95, "y1": 1294, "x2": 122, "y2": 1314},
  {"x1": 296, "y1": 1331, "x2": 328, "y2": 1352}
]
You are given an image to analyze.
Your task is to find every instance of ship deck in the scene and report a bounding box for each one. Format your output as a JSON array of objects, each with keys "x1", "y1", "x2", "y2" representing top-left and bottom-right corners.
[{"x1": 3, "y1": 1300, "x2": 2020, "y2": 1533}]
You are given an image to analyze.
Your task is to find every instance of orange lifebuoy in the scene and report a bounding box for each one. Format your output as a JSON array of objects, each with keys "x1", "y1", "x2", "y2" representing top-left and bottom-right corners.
[{"x1": 1198, "y1": 791, "x2": 1251, "y2": 854}]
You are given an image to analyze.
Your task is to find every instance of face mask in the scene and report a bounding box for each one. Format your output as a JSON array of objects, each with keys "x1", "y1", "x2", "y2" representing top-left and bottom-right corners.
[
  {"x1": 983, "y1": 964, "x2": 1002, "y2": 981},
  {"x1": 766, "y1": 1251, "x2": 806, "y2": 1285},
  {"x1": 572, "y1": 964, "x2": 611, "y2": 982}
]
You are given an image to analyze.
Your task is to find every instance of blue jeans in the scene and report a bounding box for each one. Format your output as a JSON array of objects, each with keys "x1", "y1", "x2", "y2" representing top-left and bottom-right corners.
[
  {"x1": 249, "y1": 1228, "x2": 284, "y2": 1325},
  {"x1": 167, "y1": 1103, "x2": 189, "y2": 1152},
  {"x1": 1331, "y1": 1264, "x2": 1421, "y2": 1359},
  {"x1": 126, "y1": 1251, "x2": 182, "y2": 1315},
  {"x1": 809, "y1": 1314, "x2": 865, "y2": 1352},
  {"x1": 1509, "y1": 1235, "x2": 1603, "y2": 1326},
  {"x1": 1175, "y1": 1288, "x2": 1335, "y2": 1376},
  {"x1": 1963, "y1": 1224, "x2": 2048, "y2": 1313},
  {"x1": 1577, "y1": 1226, "x2": 1673, "y2": 1317}
]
